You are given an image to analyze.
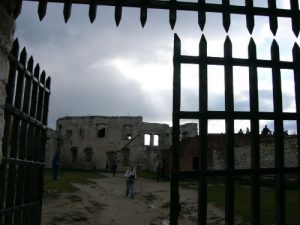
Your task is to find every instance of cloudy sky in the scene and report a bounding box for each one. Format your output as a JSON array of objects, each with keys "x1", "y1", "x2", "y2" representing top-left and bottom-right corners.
[{"x1": 15, "y1": 0, "x2": 299, "y2": 133}]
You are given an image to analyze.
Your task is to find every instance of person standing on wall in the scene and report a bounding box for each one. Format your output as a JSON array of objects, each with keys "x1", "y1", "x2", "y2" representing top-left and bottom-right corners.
[{"x1": 125, "y1": 165, "x2": 137, "y2": 198}]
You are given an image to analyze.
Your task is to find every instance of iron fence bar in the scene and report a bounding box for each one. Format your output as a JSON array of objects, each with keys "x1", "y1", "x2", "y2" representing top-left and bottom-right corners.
[
  {"x1": 292, "y1": 43, "x2": 300, "y2": 216},
  {"x1": 224, "y1": 36, "x2": 234, "y2": 225},
  {"x1": 198, "y1": 34, "x2": 208, "y2": 225},
  {"x1": 175, "y1": 55, "x2": 295, "y2": 69},
  {"x1": 11, "y1": 47, "x2": 27, "y2": 225},
  {"x1": 248, "y1": 38, "x2": 261, "y2": 225},
  {"x1": 271, "y1": 40, "x2": 286, "y2": 225},
  {"x1": 171, "y1": 33, "x2": 181, "y2": 225},
  {"x1": 4, "y1": 104, "x2": 48, "y2": 130},
  {"x1": 177, "y1": 111, "x2": 300, "y2": 120}
]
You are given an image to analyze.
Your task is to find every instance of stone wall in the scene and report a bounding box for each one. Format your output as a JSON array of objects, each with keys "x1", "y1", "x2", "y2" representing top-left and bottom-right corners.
[
  {"x1": 0, "y1": 1, "x2": 17, "y2": 162},
  {"x1": 162, "y1": 134, "x2": 298, "y2": 172},
  {"x1": 53, "y1": 116, "x2": 174, "y2": 171}
]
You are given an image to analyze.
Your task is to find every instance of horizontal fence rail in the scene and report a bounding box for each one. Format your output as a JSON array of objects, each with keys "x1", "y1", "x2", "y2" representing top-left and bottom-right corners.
[
  {"x1": 14, "y1": 0, "x2": 300, "y2": 35},
  {"x1": 0, "y1": 39, "x2": 51, "y2": 225}
]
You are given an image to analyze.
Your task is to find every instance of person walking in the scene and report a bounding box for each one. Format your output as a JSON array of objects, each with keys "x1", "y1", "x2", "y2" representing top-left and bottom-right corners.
[
  {"x1": 125, "y1": 166, "x2": 137, "y2": 198},
  {"x1": 52, "y1": 152, "x2": 60, "y2": 180}
]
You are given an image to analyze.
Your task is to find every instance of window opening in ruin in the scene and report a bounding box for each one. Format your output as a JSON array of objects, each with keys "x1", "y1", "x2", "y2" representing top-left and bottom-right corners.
[
  {"x1": 84, "y1": 148, "x2": 93, "y2": 162},
  {"x1": 79, "y1": 127, "x2": 84, "y2": 138},
  {"x1": 122, "y1": 148, "x2": 130, "y2": 167},
  {"x1": 70, "y1": 147, "x2": 78, "y2": 163},
  {"x1": 97, "y1": 128, "x2": 106, "y2": 138},
  {"x1": 66, "y1": 129, "x2": 72, "y2": 140},
  {"x1": 144, "y1": 134, "x2": 151, "y2": 146},
  {"x1": 122, "y1": 125, "x2": 132, "y2": 140},
  {"x1": 153, "y1": 135, "x2": 159, "y2": 146}
]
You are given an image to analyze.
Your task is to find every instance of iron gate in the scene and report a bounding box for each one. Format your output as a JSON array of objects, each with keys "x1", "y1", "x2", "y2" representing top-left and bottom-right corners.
[
  {"x1": 7, "y1": 0, "x2": 300, "y2": 225},
  {"x1": 0, "y1": 39, "x2": 51, "y2": 225},
  {"x1": 172, "y1": 17, "x2": 300, "y2": 225}
]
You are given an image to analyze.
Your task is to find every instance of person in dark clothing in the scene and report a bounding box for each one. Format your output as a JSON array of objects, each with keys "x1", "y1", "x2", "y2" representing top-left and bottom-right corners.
[
  {"x1": 52, "y1": 152, "x2": 60, "y2": 180},
  {"x1": 261, "y1": 125, "x2": 271, "y2": 135},
  {"x1": 156, "y1": 163, "x2": 162, "y2": 182},
  {"x1": 111, "y1": 161, "x2": 117, "y2": 177},
  {"x1": 105, "y1": 162, "x2": 109, "y2": 173}
]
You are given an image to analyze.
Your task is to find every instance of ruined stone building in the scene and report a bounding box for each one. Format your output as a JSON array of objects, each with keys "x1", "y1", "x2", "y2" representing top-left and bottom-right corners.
[{"x1": 45, "y1": 116, "x2": 198, "y2": 171}]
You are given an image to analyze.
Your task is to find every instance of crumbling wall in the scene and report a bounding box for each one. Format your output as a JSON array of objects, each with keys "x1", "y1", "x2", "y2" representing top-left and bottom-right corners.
[
  {"x1": 57, "y1": 116, "x2": 145, "y2": 171},
  {"x1": 0, "y1": 1, "x2": 17, "y2": 161},
  {"x1": 142, "y1": 122, "x2": 171, "y2": 171},
  {"x1": 212, "y1": 135, "x2": 298, "y2": 169}
]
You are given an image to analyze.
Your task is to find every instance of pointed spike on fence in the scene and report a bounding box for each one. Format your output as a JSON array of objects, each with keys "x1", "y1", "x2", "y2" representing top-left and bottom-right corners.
[
  {"x1": 13, "y1": 0, "x2": 23, "y2": 19},
  {"x1": 140, "y1": 8, "x2": 147, "y2": 28},
  {"x1": 292, "y1": 43, "x2": 300, "y2": 60},
  {"x1": 198, "y1": 0, "x2": 206, "y2": 30},
  {"x1": 11, "y1": 39, "x2": 20, "y2": 57},
  {"x1": 245, "y1": 0, "x2": 254, "y2": 34},
  {"x1": 89, "y1": 2, "x2": 97, "y2": 23},
  {"x1": 38, "y1": 0, "x2": 48, "y2": 21},
  {"x1": 174, "y1": 33, "x2": 181, "y2": 55},
  {"x1": 20, "y1": 47, "x2": 27, "y2": 64},
  {"x1": 63, "y1": 1, "x2": 72, "y2": 23},
  {"x1": 169, "y1": 0, "x2": 177, "y2": 30},
  {"x1": 268, "y1": 0, "x2": 278, "y2": 35},
  {"x1": 34, "y1": 64, "x2": 40, "y2": 79},
  {"x1": 248, "y1": 38, "x2": 257, "y2": 59},
  {"x1": 169, "y1": 11, "x2": 176, "y2": 29},
  {"x1": 27, "y1": 56, "x2": 34, "y2": 72},
  {"x1": 46, "y1": 76, "x2": 51, "y2": 89},
  {"x1": 115, "y1": 1, "x2": 122, "y2": 27},
  {"x1": 291, "y1": 17, "x2": 300, "y2": 37},
  {"x1": 222, "y1": 0, "x2": 230, "y2": 32},
  {"x1": 41, "y1": 71, "x2": 46, "y2": 84},
  {"x1": 199, "y1": 35, "x2": 207, "y2": 55},
  {"x1": 269, "y1": 19, "x2": 278, "y2": 36},
  {"x1": 271, "y1": 40, "x2": 280, "y2": 60},
  {"x1": 291, "y1": 0, "x2": 300, "y2": 37},
  {"x1": 224, "y1": 36, "x2": 232, "y2": 57}
]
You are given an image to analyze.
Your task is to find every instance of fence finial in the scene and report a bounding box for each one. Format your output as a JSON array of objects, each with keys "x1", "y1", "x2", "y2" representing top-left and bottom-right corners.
[
  {"x1": 63, "y1": 1, "x2": 72, "y2": 23},
  {"x1": 169, "y1": 0, "x2": 177, "y2": 29},
  {"x1": 140, "y1": 0, "x2": 148, "y2": 28},
  {"x1": 89, "y1": 1, "x2": 97, "y2": 23},
  {"x1": 115, "y1": 0, "x2": 122, "y2": 26},
  {"x1": 38, "y1": 0, "x2": 48, "y2": 21}
]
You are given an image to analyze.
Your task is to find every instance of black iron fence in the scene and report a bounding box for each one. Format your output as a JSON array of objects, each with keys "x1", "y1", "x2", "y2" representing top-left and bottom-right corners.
[
  {"x1": 0, "y1": 39, "x2": 51, "y2": 225},
  {"x1": 12, "y1": 0, "x2": 299, "y2": 37},
  {"x1": 171, "y1": 29, "x2": 300, "y2": 225}
]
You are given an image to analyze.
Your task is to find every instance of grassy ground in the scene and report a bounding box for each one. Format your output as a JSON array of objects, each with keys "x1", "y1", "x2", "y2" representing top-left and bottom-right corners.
[
  {"x1": 43, "y1": 169, "x2": 105, "y2": 197},
  {"x1": 181, "y1": 179, "x2": 300, "y2": 225}
]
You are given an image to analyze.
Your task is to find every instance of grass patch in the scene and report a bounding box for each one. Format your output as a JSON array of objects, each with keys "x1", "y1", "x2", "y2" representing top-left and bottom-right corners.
[
  {"x1": 180, "y1": 180, "x2": 300, "y2": 225},
  {"x1": 44, "y1": 169, "x2": 105, "y2": 197}
]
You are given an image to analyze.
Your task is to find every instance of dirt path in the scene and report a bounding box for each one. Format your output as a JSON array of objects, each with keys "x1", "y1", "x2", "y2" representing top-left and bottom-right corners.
[{"x1": 42, "y1": 173, "x2": 246, "y2": 225}]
